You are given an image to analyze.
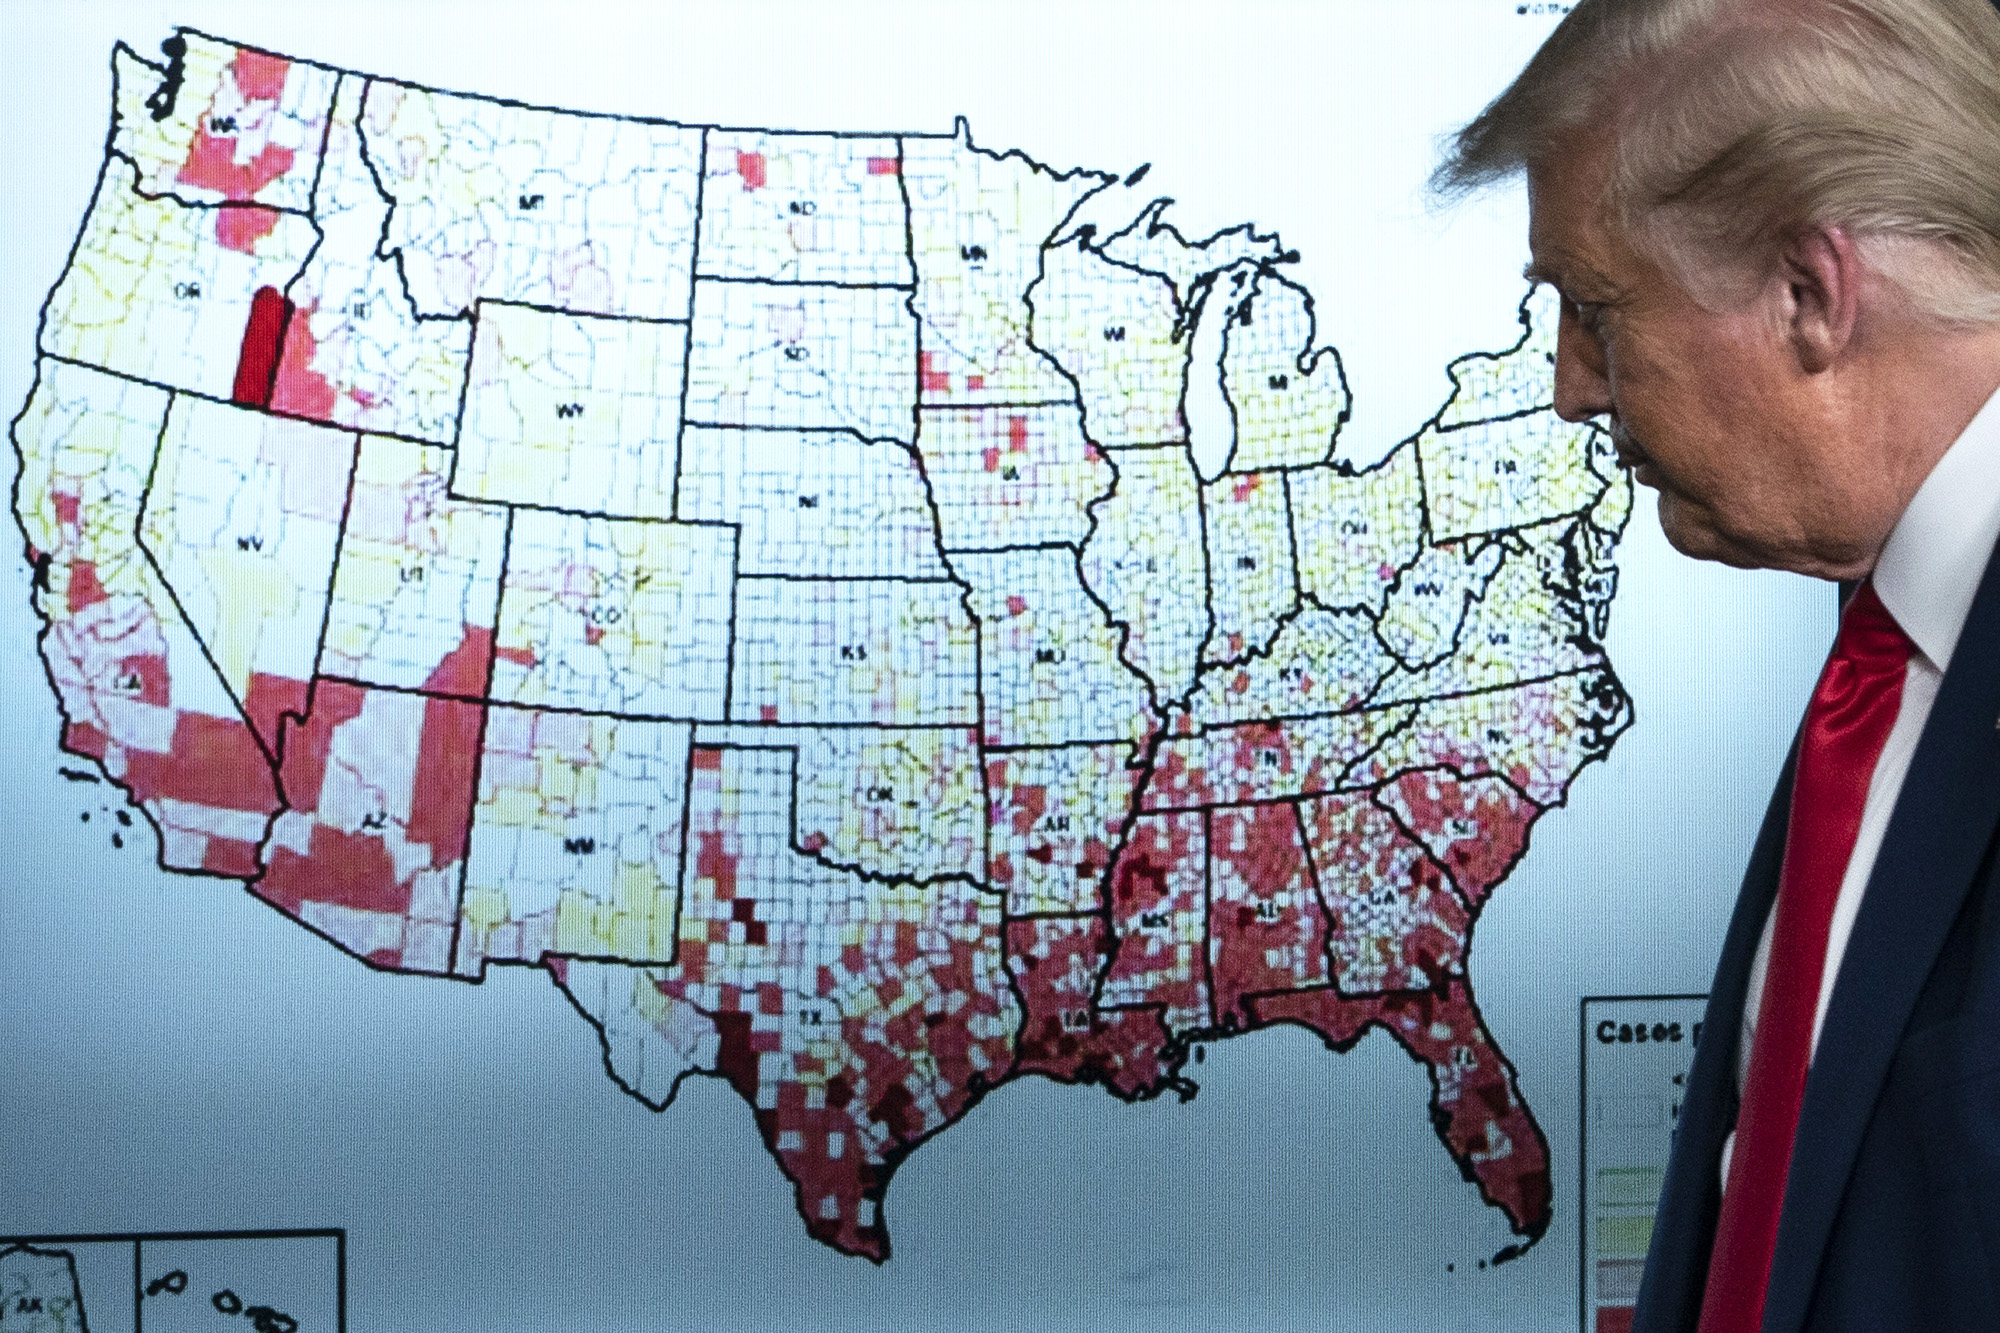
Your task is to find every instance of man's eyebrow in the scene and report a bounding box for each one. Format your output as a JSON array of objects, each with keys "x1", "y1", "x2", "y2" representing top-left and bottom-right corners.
[{"x1": 1527, "y1": 257, "x2": 1619, "y2": 299}]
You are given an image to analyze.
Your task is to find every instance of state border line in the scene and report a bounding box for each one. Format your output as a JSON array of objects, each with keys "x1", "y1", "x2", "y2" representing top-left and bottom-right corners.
[
  {"x1": 916, "y1": 400, "x2": 1082, "y2": 412},
  {"x1": 38, "y1": 352, "x2": 455, "y2": 452},
  {"x1": 680, "y1": 420, "x2": 914, "y2": 441},
  {"x1": 297, "y1": 410, "x2": 365, "y2": 749},
  {"x1": 431, "y1": 492, "x2": 741, "y2": 527},
  {"x1": 471, "y1": 295, "x2": 692, "y2": 325},
  {"x1": 309, "y1": 674, "x2": 987, "y2": 731},
  {"x1": 1181, "y1": 663, "x2": 1610, "y2": 732},
  {"x1": 176, "y1": 24, "x2": 961, "y2": 143},
  {"x1": 691, "y1": 274, "x2": 916, "y2": 293},
  {"x1": 443, "y1": 502, "x2": 514, "y2": 978},
  {"x1": 669, "y1": 127, "x2": 708, "y2": 521},
  {"x1": 731, "y1": 553, "x2": 963, "y2": 580}
]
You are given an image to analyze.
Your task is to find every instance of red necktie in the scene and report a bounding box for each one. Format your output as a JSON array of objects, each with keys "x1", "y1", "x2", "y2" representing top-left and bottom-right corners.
[{"x1": 1697, "y1": 582, "x2": 1914, "y2": 1332}]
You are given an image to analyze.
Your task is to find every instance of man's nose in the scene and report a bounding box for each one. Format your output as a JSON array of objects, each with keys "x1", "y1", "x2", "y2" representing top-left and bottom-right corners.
[{"x1": 1551, "y1": 305, "x2": 1613, "y2": 423}]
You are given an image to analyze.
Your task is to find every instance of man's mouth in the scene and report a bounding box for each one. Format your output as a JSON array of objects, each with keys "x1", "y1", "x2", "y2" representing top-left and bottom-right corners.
[{"x1": 1609, "y1": 423, "x2": 1656, "y2": 484}]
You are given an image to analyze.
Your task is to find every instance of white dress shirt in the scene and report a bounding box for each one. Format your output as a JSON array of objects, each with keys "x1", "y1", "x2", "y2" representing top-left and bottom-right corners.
[{"x1": 1723, "y1": 383, "x2": 2000, "y2": 1182}]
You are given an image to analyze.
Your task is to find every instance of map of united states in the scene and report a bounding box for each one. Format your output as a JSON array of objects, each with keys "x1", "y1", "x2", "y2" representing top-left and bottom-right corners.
[{"x1": 14, "y1": 29, "x2": 1633, "y2": 1263}]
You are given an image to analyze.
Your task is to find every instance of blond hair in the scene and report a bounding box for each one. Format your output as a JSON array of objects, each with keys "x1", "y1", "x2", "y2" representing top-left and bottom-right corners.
[{"x1": 1437, "y1": 0, "x2": 2000, "y2": 322}]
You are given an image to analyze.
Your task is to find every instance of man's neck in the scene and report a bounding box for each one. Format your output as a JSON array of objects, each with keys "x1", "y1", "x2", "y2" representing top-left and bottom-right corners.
[{"x1": 1827, "y1": 317, "x2": 2000, "y2": 581}]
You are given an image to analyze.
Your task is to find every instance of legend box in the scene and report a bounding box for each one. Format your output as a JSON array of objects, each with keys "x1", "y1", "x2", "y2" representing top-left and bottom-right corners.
[{"x1": 1579, "y1": 995, "x2": 1706, "y2": 1333}]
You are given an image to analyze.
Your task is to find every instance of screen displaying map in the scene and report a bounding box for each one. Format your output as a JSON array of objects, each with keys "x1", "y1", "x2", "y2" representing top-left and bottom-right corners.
[{"x1": 0, "y1": 6, "x2": 1833, "y2": 1331}]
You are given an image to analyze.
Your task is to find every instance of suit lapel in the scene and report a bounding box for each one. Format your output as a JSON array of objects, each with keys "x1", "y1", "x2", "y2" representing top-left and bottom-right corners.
[
  {"x1": 1633, "y1": 751, "x2": 1795, "y2": 1333},
  {"x1": 1762, "y1": 541, "x2": 2000, "y2": 1333}
]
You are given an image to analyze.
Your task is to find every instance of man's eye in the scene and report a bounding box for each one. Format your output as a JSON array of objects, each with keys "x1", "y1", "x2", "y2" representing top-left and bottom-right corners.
[{"x1": 1557, "y1": 291, "x2": 1606, "y2": 333}]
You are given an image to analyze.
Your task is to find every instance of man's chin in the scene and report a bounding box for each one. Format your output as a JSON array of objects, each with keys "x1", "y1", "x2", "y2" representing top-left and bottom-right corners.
[
  {"x1": 1656, "y1": 494, "x2": 1768, "y2": 570},
  {"x1": 1655, "y1": 495, "x2": 1850, "y2": 576}
]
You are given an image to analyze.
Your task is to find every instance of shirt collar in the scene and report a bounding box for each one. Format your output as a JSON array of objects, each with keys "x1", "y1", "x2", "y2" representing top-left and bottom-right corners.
[{"x1": 1872, "y1": 381, "x2": 2000, "y2": 674}]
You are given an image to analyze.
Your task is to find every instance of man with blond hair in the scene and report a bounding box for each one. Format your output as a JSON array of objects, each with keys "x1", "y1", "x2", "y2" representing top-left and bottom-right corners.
[{"x1": 1437, "y1": 0, "x2": 2000, "y2": 1328}]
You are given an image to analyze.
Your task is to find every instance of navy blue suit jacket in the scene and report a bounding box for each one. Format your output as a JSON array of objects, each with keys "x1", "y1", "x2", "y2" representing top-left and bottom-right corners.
[{"x1": 1634, "y1": 539, "x2": 2000, "y2": 1331}]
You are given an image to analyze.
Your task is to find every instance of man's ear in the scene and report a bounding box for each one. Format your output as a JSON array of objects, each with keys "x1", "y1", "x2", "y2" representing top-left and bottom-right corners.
[{"x1": 1781, "y1": 224, "x2": 1863, "y2": 374}]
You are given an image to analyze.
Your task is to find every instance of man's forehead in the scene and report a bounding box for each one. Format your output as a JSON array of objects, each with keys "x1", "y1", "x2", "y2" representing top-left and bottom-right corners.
[{"x1": 1525, "y1": 150, "x2": 1618, "y2": 289}]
